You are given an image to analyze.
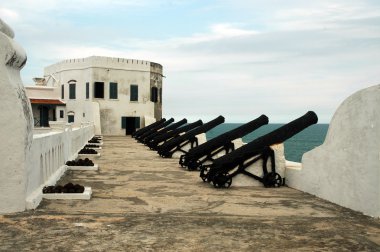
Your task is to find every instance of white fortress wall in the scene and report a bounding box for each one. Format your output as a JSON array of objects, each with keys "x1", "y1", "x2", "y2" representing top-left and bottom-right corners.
[
  {"x1": 25, "y1": 124, "x2": 94, "y2": 210},
  {"x1": 0, "y1": 19, "x2": 96, "y2": 213},
  {"x1": 44, "y1": 56, "x2": 161, "y2": 135},
  {"x1": 286, "y1": 84, "x2": 380, "y2": 217},
  {"x1": 0, "y1": 19, "x2": 33, "y2": 213}
]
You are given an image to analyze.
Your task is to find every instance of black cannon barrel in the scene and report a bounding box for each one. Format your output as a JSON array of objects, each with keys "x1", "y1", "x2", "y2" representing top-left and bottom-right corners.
[
  {"x1": 137, "y1": 118, "x2": 175, "y2": 142},
  {"x1": 158, "y1": 116, "x2": 225, "y2": 157},
  {"x1": 144, "y1": 118, "x2": 187, "y2": 144},
  {"x1": 148, "y1": 120, "x2": 203, "y2": 150},
  {"x1": 132, "y1": 118, "x2": 166, "y2": 138},
  {"x1": 208, "y1": 111, "x2": 318, "y2": 177},
  {"x1": 183, "y1": 114, "x2": 269, "y2": 167}
]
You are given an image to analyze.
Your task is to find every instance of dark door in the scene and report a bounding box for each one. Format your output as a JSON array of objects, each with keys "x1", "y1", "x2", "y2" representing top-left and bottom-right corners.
[
  {"x1": 40, "y1": 106, "x2": 49, "y2": 127},
  {"x1": 125, "y1": 117, "x2": 138, "y2": 135},
  {"x1": 122, "y1": 116, "x2": 140, "y2": 135}
]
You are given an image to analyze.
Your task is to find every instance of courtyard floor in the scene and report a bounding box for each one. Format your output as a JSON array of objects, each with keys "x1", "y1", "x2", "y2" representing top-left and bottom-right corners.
[{"x1": 0, "y1": 135, "x2": 380, "y2": 251}]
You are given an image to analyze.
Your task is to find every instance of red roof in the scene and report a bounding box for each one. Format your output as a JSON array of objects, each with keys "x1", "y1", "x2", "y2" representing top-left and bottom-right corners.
[{"x1": 30, "y1": 99, "x2": 66, "y2": 105}]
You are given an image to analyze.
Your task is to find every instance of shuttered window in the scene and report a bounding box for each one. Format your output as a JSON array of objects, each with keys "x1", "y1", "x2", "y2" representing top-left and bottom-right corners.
[
  {"x1": 86, "y1": 82, "x2": 89, "y2": 99},
  {"x1": 69, "y1": 83, "x2": 76, "y2": 99},
  {"x1": 68, "y1": 115, "x2": 74, "y2": 123},
  {"x1": 150, "y1": 87, "x2": 158, "y2": 103},
  {"x1": 110, "y1": 82, "x2": 118, "y2": 99},
  {"x1": 130, "y1": 85, "x2": 138, "y2": 101}
]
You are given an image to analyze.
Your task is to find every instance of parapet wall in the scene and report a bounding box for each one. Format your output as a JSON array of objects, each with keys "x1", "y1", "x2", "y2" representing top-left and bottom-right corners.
[
  {"x1": 25, "y1": 125, "x2": 94, "y2": 210},
  {"x1": 44, "y1": 56, "x2": 159, "y2": 75},
  {"x1": 0, "y1": 18, "x2": 95, "y2": 213},
  {"x1": 286, "y1": 84, "x2": 380, "y2": 217}
]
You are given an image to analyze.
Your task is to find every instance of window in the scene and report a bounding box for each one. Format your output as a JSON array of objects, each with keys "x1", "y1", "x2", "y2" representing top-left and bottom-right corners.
[
  {"x1": 159, "y1": 88, "x2": 162, "y2": 103},
  {"x1": 68, "y1": 115, "x2": 74, "y2": 123},
  {"x1": 94, "y1": 82, "x2": 104, "y2": 98},
  {"x1": 109, "y1": 82, "x2": 118, "y2": 99},
  {"x1": 130, "y1": 85, "x2": 138, "y2": 101},
  {"x1": 86, "y1": 82, "x2": 89, "y2": 99},
  {"x1": 151, "y1": 87, "x2": 158, "y2": 103},
  {"x1": 69, "y1": 83, "x2": 76, "y2": 99},
  {"x1": 61, "y1": 85, "x2": 64, "y2": 99},
  {"x1": 60, "y1": 110, "x2": 64, "y2": 118}
]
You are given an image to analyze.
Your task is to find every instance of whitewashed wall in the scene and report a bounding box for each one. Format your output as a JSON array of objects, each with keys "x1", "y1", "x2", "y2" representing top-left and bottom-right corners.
[
  {"x1": 286, "y1": 84, "x2": 380, "y2": 217},
  {"x1": 25, "y1": 124, "x2": 94, "y2": 209},
  {"x1": 44, "y1": 56, "x2": 162, "y2": 135},
  {"x1": 0, "y1": 19, "x2": 33, "y2": 214},
  {"x1": 0, "y1": 18, "x2": 96, "y2": 214}
]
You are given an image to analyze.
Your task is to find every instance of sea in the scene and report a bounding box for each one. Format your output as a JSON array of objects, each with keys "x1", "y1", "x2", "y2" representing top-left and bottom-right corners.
[{"x1": 206, "y1": 124, "x2": 329, "y2": 162}]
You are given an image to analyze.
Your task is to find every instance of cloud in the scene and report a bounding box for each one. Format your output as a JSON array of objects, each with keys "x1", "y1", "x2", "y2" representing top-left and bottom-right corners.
[
  {"x1": 0, "y1": 8, "x2": 19, "y2": 22},
  {"x1": 1, "y1": 0, "x2": 380, "y2": 123}
]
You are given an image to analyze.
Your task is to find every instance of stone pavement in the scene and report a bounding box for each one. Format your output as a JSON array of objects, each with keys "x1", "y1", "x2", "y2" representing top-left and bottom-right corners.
[{"x1": 0, "y1": 136, "x2": 379, "y2": 251}]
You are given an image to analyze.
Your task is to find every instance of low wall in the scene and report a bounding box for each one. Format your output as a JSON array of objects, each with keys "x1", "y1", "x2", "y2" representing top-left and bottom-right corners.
[
  {"x1": 286, "y1": 85, "x2": 380, "y2": 217},
  {"x1": 172, "y1": 133, "x2": 207, "y2": 158},
  {"x1": 232, "y1": 144, "x2": 286, "y2": 187},
  {"x1": 25, "y1": 124, "x2": 94, "y2": 209}
]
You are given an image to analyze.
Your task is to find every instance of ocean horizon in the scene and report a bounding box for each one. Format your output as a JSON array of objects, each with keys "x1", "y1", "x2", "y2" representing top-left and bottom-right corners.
[{"x1": 206, "y1": 123, "x2": 329, "y2": 162}]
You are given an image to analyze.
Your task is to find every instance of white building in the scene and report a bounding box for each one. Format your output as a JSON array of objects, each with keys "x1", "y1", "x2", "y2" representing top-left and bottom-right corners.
[{"x1": 26, "y1": 56, "x2": 163, "y2": 135}]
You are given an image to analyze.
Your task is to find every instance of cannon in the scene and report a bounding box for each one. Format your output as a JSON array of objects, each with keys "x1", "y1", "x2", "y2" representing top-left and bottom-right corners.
[
  {"x1": 200, "y1": 111, "x2": 318, "y2": 188},
  {"x1": 179, "y1": 115, "x2": 269, "y2": 170},
  {"x1": 132, "y1": 118, "x2": 166, "y2": 138},
  {"x1": 136, "y1": 118, "x2": 174, "y2": 142},
  {"x1": 143, "y1": 118, "x2": 188, "y2": 145},
  {"x1": 147, "y1": 120, "x2": 203, "y2": 151},
  {"x1": 157, "y1": 116, "x2": 225, "y2": 158}
]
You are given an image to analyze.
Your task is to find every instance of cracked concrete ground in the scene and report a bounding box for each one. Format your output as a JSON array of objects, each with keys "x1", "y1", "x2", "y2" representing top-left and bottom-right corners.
[{"x1": 1, "y1": 136, "x2": 380, "y2": 251}]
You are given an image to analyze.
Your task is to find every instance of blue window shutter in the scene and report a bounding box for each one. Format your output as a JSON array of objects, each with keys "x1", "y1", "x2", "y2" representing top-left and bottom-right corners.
[
  {"x1": 110, "y1": 82, "x2": 118, "y2": 99},
  {"x1": 130, "y1": 85, "x2": 138, "y2": 101},
  {"x1": 135, "y1": 117, "x2": 140, "y2": 128},
  {"x1": 69, "y1": 84, "x2": 76, "y2": 99},
  {"x1": 68, "y1": 115, "x2": 74, "y2": 123},
  {"x1": 86, "y1": 82, "x2": 89, "y2": 99},
  {"x1": 121, "y1": 117, "x2": 126, "y2": 129}
]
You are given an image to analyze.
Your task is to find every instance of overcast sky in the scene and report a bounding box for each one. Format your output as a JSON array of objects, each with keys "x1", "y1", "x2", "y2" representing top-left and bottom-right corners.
[{"x1": 1, "y1": 0, "x2": 380, "y2": 123}]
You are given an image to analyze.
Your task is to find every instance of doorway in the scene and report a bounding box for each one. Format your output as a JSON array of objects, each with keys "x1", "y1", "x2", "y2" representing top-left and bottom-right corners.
[
  {"x1": 39, "y1": 106, "x2": 49, "y2": 127},
  {"x1": 123, "y1": 116, "x2": 140, "y2": 135}
]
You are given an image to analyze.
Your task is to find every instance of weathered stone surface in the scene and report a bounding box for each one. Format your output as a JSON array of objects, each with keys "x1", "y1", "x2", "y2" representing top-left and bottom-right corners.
[{"x1": 0, "y1": 136, "x2": 379, "y2": 251}]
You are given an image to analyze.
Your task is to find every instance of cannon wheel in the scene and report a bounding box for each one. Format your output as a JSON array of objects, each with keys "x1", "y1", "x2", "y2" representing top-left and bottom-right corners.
[
  {"x1": 263, "y1": 172, "x2": 282, "y2": 188},
  {"x1": 187, "y1": 160, "x2": 201, "y2": 171},
  {"x1": 200, "y1": 166, "x2": 211, "y2": 182},
  {"x1": 212, "y1": 173, "x2": 232, "y2": 189}
]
